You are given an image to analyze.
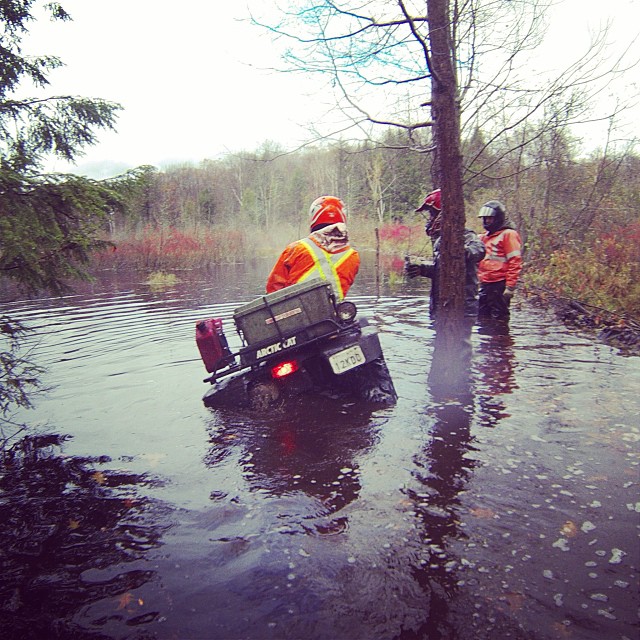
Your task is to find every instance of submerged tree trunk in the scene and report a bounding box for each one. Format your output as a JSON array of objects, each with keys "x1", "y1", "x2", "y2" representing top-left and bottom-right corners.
[{"x1": 427, "y1": 0, "x2": 470, "y2": 394}]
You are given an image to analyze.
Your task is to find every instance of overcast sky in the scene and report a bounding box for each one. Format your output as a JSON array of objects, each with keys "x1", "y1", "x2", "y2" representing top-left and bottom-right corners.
[{"x1": 21, "y1": 0, "x2": 640, "y2": 178}]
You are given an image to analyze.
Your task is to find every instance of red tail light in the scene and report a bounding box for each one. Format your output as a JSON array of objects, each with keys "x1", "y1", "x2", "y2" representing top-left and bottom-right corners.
[{"x1": 271, "y1": 360, "x2": 299, "y2": 379}]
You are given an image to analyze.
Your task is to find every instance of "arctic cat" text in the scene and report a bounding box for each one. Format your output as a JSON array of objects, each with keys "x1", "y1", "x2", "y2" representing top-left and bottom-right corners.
[{"x1": 256, "y1": 336, "x2": 297, "y2": 359}]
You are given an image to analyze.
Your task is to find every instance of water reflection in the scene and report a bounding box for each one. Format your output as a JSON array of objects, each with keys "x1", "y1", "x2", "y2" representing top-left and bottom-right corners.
[
  {"x1": 0, "y1": 434, "x2": 170, "y2": 639},
  {"x1": 474, "y1": 322, "x2": 517, "y2": 428},
  {"x1": 204, "y1": 399, "x2": 382, "y2": 536},
  {"x1": 388, "y1": 323, "x2": 474, "y2": 633},
  {"x1": 409, "y1": 397, "x2": 476, "y2": 561}
]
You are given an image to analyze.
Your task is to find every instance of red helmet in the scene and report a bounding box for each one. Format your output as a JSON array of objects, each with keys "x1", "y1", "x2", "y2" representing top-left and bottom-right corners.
[
  {"x1": 415, "y1": 189, "x2": 441, "y2": 213},
  {"x1": 309, "y1": 196, "x2": 346, "y2": 230}
]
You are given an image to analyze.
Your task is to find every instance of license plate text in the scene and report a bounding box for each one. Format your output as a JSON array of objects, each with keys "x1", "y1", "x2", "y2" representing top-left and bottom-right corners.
[{"x1": 329, "y1": 345, "x2": 365, "y2": 374}]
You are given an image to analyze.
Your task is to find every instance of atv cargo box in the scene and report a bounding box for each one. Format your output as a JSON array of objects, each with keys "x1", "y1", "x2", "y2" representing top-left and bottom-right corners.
[{"x1": 233, "y1": 279, "x2": 339, "y2": 347}]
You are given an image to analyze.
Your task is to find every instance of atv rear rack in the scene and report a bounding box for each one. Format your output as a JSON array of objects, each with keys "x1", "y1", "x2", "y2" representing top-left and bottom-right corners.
[{"x1": 203, "y1": 317, "x2": 359, "y2": 384}]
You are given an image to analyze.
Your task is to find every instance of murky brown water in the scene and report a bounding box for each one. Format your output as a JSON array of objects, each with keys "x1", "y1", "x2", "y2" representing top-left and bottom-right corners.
[{"x1": 1, "y1": 259, "x2": 638, "y2": 640}]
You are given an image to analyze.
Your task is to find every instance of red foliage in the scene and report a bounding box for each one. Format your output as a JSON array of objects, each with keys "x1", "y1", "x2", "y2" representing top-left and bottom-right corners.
[
  {"x1": 91, "y1": 226, "x2": 245, "y2": 270},
  {"x1": 529, "y1": 222, "x2": 640, "y2": 316},
  {"x1": 387, "y1": 256, "x2": 406, "y2": 272},
  {"x1": 599, "y1": 222, "x2": 640, "y2": 265},
  {"x1": 378, "y1": 224, "x2": 417, "y2": 242}
]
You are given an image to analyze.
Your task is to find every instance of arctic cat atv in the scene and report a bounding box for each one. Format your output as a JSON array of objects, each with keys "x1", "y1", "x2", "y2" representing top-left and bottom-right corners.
[{"x1": 195, "y1": 279, "x2": 397, "y2": 410}]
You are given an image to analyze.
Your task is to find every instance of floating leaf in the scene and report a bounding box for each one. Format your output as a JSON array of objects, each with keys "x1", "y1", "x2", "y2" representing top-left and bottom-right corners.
[
  {"x1": 503, "y1": 592, "x2": 524, "y2": 611},
  {"x1": 470, "y1": 507, "x2": 495, "y2": 519},
  {"x1": 91, "y1": 471, "x2": 107, "y2": 485},
  {"x1": 560, "y1": 521, "x2": 578, "y2": 537},
  {"x1": 609, "y1": 548, "x2": 626, "y2": 564},
  {"x1": 116, "y1": 592, "x2": 134, "y2": 610},
  {"x1": 552, "y1": 538, "x2": 570, "y2": 551},
  {"x1": 598, "y1": 609, "x2": 617, "y2": 620}
]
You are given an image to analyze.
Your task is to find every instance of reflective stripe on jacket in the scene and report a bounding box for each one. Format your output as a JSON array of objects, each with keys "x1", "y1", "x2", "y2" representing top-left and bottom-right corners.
[
  {"x1": 478, "y1": 227, "x2": 523, "y2": 289},
  {"x1": 266, "y1": 236, "x2": 360, "y2": 300}
]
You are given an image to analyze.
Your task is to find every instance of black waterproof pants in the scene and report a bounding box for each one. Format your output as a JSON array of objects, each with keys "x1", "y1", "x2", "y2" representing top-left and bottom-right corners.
[{"x1": 478, "y1": 280, "x2": 510, "y2": 322}]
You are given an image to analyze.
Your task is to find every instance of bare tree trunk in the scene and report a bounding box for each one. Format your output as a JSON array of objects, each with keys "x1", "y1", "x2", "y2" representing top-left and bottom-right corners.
[{"x1": 427, "y1": 0, "x2": 470, "y2": 394}]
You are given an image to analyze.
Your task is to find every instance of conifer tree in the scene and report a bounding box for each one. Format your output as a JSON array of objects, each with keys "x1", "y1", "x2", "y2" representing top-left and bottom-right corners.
[
  {"x1": 1, "y1": 0, "x2": 122, "y2": 437},
  {"x1": 1, "y1": 0, "x2": 122, "y2": 294}
]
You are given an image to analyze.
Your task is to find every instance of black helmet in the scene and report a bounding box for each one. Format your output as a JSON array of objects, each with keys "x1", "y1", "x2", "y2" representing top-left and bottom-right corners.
[{"x1": 477, "y1": 200, "x2": 506, "y2": 233}]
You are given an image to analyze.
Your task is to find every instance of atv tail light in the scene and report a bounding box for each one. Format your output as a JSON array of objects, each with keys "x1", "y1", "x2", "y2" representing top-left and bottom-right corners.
[
  {"x1": 337, "y1": 301, "x2": 357, "y2": 322},
  {"x1": 271, "y1": 360, "x2": 299, "y2": 379}
]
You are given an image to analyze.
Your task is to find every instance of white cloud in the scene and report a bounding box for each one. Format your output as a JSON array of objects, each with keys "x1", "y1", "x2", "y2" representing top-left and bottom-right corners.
[{"x1": 24, "y1": 0, "x2": 320, "y2": 174}]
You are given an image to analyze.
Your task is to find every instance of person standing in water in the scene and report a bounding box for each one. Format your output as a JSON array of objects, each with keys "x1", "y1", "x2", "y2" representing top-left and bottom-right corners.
[{"x1": 476, "y1": 200, "x2": 523, "y2": 324}]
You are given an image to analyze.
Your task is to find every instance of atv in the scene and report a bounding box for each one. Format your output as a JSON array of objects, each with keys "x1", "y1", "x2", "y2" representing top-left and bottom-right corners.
[{"x1": 195, "y1": 279, "x2": 397, "y2": 410}]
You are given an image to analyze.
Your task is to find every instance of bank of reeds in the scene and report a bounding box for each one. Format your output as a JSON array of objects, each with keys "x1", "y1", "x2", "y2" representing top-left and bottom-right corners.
[
  {"x1": 90, "y1": 221, "x2": 639, "y2": 323},
  {"x1": 91, "y1": 226, "x2": 247, "y2": 272},
  {"x1": 91, "y1": 222, "x2": 427, "y2": 274}
]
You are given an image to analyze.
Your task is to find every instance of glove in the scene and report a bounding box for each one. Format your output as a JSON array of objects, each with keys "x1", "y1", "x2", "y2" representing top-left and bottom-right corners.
[
  {"x1": 503, "y1": 286, "x2": 515, "y2": 302},
  {"x1": 405, "y1": 263, "x2": 423, "y2": 279},
  {"x1": 404, "y1": 256, "x2": 435, "y2": 279}
]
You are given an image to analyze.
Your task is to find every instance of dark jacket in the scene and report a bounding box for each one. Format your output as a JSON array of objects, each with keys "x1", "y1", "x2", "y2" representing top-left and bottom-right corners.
[{"x1": 424, "y1": 229, "x2": 486, "y2": 317}]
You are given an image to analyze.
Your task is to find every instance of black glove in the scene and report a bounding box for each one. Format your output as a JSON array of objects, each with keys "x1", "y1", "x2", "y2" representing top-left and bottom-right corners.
[
  {"x1": 404, "y1": 256, "x2": 435, "y2": 279},
  {"x1": 405, "y1": 263, "x2": 423, "y2": 279}
]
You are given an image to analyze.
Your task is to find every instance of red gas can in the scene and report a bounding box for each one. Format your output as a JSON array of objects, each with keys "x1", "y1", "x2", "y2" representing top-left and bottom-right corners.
[{"x1": 195, "y1": 318, "x2": 233, "y2": 373}]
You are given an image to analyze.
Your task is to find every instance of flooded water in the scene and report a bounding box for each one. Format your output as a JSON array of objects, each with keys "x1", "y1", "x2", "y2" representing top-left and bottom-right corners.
[{"x1": 1, "y1": 259, "x2": 638, "y2": 640}]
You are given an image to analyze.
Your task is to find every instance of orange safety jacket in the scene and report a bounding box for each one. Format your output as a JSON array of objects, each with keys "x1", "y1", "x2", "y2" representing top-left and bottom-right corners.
[
  {"x1": 478, "y1": 227, "x2": 523, "y2": 289},
  {"x1": 266, "y1": 236, "x2": 360, "y2": 300}
]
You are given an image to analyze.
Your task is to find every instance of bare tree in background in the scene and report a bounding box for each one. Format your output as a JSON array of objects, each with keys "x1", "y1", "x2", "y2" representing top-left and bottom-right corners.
[{"x1": 252, "y1": 0, "x2": 636, "y2": 184}]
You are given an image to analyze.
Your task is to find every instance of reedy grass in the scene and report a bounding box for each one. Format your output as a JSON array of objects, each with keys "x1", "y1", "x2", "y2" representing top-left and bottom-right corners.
[
  {"x1": 91, "y1": 222, "x2": 426, "y2": 274},
  {"x1": 90, "y1": 221, "x2": 638, "y2": 319}
]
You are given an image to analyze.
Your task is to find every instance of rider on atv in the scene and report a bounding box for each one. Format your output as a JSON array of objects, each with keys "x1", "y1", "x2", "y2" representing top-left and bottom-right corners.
[{"x1": 266, "y1": 196, "x2": 360, "y2": 301}]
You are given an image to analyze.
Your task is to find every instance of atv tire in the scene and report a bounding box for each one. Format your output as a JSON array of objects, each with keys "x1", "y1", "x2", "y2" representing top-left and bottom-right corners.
[
  {"x1": 248, "y1": 380, "x2": 282, "y2": 411},
  {"x1": 351, "y1": 357, "x2": 397, "y2": 405}
]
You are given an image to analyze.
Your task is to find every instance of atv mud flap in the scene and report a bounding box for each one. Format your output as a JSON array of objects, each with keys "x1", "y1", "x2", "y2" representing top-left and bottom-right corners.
[
  {"x1": 321, "y1": 325, "x2": 384, "y2": 374},
  {"x1": 202, "y1": 371, "x2": 249, "y2": 409},
  {"x1": 323, "y1": 326, "x2": 397, "y2": 405}
]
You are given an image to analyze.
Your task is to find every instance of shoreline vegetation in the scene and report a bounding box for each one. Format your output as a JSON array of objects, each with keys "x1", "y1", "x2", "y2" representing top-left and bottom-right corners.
[{"x1": 88, "y1": 221, "x2": 640, "y2": 354}]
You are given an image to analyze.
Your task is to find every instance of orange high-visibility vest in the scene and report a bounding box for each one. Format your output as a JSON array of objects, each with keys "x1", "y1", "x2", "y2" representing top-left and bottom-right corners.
[{"x1": 266, "y1": 236, "x2": 360, "y2": 300}]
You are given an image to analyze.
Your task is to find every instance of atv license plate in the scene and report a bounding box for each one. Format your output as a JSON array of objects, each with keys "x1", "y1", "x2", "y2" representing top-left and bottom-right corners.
[{"x1": 329, "y1": 345, "x2": 365, "y2": 374}]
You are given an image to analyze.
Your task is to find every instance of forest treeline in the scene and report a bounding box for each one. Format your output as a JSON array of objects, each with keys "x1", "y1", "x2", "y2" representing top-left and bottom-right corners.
[{"x1": 98, "y1": 128, "x2": 640, "y2": 317}]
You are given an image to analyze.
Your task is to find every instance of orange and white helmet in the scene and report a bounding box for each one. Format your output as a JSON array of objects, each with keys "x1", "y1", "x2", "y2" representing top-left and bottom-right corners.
[{"x1": 309, "y1": 196, "x2": 346, "y2": 230}]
